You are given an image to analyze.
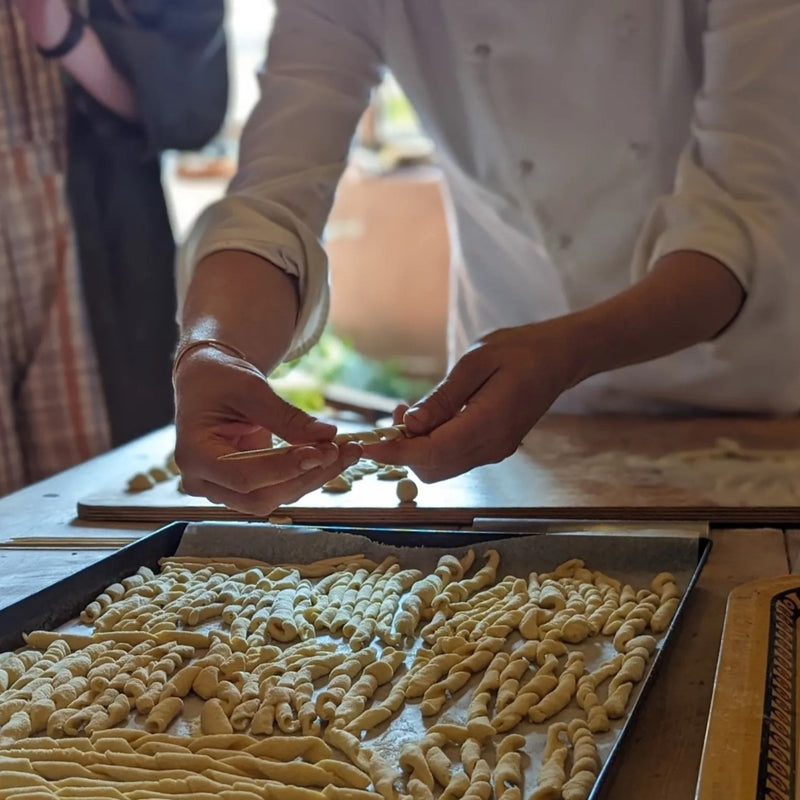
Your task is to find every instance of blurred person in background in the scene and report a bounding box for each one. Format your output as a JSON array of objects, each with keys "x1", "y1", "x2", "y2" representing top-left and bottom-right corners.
[
  {"x1": 0, "y1": 0, "x2": 225, "y2": 496},
  {"x1": 66, "y1": 0, "x2": 227, "y2": 446}
]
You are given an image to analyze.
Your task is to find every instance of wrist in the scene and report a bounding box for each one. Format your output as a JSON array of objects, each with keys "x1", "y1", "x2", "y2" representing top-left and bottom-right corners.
[
  {"x1": 558, "y1": 308, "x2": 612, "y2": 387},
  {"x1": 531, "y1": 313, "x2": 599, "y2": 392},
  {"x1": 172, "y1": 338, "x2": 251, "y2": 385},
  {"x1": 182, "y1": 251, "x2": 300, "y2": 376}
]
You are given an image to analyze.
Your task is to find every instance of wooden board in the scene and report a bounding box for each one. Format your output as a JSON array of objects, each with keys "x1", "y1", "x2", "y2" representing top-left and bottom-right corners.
[
  {"x1": 78, "y1": 414, "x2": 800, "y2": 525},
  {"x1": 696, "y1": 574, "x2": 800, "y2": 799}
]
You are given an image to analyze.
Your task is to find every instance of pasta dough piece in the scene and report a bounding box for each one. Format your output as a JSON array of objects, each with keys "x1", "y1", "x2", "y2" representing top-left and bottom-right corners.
[
  {"x1": 424, "y1": 745, "x2": 452, "y2": 788},
  {"x1": 344, "y1": 650, "x2": 432, "y2": 734},
  {"x1": 650, "y1": 597, "x2": 680, "y2": 633},
  {"x1": 466, "y1": 650, "x2": 509, "y2": 739},
  {"x1": 0, "y1": 710, "x2": 31, "y2": 743},
  {"x1": 440, "y1": 770, "x2": 470, "y2": 800},
  {"x1": 377, "y1": 466, "x2": 408, "y2": 480},
  {"x1": 406, "y1": 652, "x2": 464, "y2": 700},
  {"x1": 493, "y1": 734, "x2": 525, "y2": 800},
  {"x1": 201, "y1": 698, "x2": 234, "y2": 735},
  {"x1": 528, "y1": 651, "x2": 585, "y2": 724},
  {"x1": 575, "y1": 654, "x2": 623, "y2": 734},
  {"x1": 399, "y1": 743, "x2": 434, "y2": 789},
  {"x1": 316, "y1": 651, "x2": 376, "y2": 722},
  {"x1": 128, "y1": 472, "x2": 155, "y2": 491},
  {"x1": 492, "y1": 654, "x2": 559, "y2": 734},
  {"x1": 323, "y1": 474, "x2": 352, "y2": 493},
  {"x1": 604, "y1": 645, "x2": 652, "y2": 719},
  {"x1": 144, "y1": 696, "x2": 183, "y2": 733},
  {"x1": 528, "y1": 723, "x2": 568, "y2": 800},
  {"x1": 561, "y1": 719, "x2": 600, "y2": 800},
  {"x1": 462, "y1": 758, "x2": 492, "y2": 800},
  {"x1": 496, "y1": 650, "x2": 534, "y2": 713}
]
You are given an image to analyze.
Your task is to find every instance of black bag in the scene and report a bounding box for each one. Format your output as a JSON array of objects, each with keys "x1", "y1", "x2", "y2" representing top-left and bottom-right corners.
[{"x1": 67, "y1": 0, "x2": 228, "y2": 446}]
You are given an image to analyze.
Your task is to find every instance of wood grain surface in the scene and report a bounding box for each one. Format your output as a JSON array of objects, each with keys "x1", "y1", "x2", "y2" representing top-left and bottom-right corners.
[
  {"x1": 695, "y1": 573, "x2": 800, "y2": 800},
  {"x1": 0, "y1": 422, "x2": 795, "y2": 799},
  {"x1": 78, "y1": 415, "x2": 800, "y2": 524},
  {"x1": 605, "y1": 528, "x2": 790, "y2": 800}
]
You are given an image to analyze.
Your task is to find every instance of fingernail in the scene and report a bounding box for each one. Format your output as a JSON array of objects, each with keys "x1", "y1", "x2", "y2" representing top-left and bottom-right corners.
[
  {"x1": 342, "y1": 442, "x2": 363, "y2": 464},
  {"x1": 299, "y1": 444, "x2": 338, "y2": 471},
  {"x1": 405, "y1": 406, "x2": 429, "y2": 425},
  {"x1": 309, "y1": 420, "x2": 336, "y2": 439}
]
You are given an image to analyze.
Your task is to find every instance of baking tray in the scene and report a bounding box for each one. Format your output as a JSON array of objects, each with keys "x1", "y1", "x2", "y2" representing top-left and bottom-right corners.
[
  {"x1": 0, "y1": 521, "x2": 711, "y2": 800},
  {"x1": 696, "y1": 575, "x2": 799, "y2": 799}
]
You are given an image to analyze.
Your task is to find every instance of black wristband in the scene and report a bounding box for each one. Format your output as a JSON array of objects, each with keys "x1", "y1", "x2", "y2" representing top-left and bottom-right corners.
[{"x1": 36, "y1": 10, "x2": 86, "y2": 59}]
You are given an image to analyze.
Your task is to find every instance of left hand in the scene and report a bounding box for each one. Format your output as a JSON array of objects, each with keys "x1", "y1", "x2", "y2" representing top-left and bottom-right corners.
[{"x1": 365, "y1": 318, "x2": 583, "y2": 481}]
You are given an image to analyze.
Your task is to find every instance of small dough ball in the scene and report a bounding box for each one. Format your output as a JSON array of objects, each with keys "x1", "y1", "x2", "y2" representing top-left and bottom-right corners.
[
  {"x1": 128, "y1": 472, "x2": 155, "y2": 492},
  {"x1": 396, "y1": 478, "x2": 418, "y2": 503},
  {"x1": 165, "y1": 452, "x2": 180, "y2": 475},
  {"x1": 149, "y1": 466, "x2": 170, "y2": 482}
]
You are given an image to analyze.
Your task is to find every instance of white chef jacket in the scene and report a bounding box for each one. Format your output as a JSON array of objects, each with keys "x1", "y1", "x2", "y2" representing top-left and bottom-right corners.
[{"x1": 178, "y1": 0, "x2": 800, "y2": 415}]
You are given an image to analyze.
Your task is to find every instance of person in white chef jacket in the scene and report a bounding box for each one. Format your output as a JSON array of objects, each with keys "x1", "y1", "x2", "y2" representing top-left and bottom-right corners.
[{"x1": 172, "y1": 0, "x2": 800, "y2": 515}]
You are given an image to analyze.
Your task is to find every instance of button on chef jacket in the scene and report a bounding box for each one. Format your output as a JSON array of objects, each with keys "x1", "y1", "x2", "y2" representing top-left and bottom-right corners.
[{"x1": 178, "y1": 1, "x2": 800, "y2": 415}]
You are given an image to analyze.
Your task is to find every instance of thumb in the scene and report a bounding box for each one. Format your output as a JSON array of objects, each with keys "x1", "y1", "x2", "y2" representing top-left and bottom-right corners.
[
  {"x1": 239, "y1": 379, "x2": 336, "y2": 444},
  {"x1": 403, "y1": 357, "x2": 490, "y2": 434}
]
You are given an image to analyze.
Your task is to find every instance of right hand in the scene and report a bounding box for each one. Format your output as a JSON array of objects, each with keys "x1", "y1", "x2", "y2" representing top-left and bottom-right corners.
[{"x1": 173, "y1": 346, "x2": 361, "y2": 516}]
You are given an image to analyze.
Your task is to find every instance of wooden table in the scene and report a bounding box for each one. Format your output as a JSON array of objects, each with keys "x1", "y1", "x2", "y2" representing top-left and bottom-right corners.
[{"x1": 0, "y1": 426, "x2": 797, "y2": 800}]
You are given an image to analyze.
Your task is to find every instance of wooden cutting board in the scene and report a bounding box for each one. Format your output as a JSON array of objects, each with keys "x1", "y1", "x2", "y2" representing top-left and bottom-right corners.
[
  {"x1": 78, "y1": 414, "x2": 800, "y2": 525},
  {"x1": 695, "y1": 575, "x2": 800, "y2": 799}
]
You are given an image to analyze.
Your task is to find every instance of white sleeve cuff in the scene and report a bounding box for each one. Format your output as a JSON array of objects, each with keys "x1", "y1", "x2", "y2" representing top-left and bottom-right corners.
[{"x1": 176, "y1": 195, "x2": 330, "y2": 362}]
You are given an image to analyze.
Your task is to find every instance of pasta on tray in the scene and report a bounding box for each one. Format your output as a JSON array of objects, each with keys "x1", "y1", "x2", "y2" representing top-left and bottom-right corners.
[{"x1": 0, "y1": 549, "x2": 681, "y2": 799}]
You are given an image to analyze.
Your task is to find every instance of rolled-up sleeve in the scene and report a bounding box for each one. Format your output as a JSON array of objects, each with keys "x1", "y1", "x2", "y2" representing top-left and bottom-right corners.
[
  {"x1": 631, "y1": 0, "x2": 800, "y2": 396},
  {"x1": 177, "y1": 0, "x2": 384, "y2": 360}
]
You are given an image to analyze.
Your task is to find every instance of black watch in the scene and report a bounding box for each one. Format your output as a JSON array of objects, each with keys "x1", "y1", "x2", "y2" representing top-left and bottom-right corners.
[{"x1": 36, "y1": 10, "x2": 86, "y2": 59}]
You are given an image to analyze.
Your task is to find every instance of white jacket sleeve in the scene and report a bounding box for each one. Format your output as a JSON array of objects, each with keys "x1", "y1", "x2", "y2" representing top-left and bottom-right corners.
[
  {"x1": 629, "y1": 0, "x2": 800, "y2": 403},
  {"x1": 177, "y1": 0, "x2": 384, "y2": 360}
]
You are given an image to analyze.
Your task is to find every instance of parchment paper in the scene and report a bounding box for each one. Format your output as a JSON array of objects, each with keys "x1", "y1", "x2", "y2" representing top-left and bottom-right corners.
[{"x1": 167, "y1": 522, "x2": 701, "y2": 792}]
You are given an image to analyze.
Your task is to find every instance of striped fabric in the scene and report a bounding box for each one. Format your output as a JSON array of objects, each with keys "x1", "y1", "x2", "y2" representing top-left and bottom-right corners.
[{"x1": 0, "y1": 1, "x2": 109, "y2": 496}]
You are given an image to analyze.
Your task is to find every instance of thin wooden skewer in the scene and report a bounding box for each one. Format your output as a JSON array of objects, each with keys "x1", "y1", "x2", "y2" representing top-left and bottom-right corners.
[
  {"x1": 0, "y1": 537, "x2": 138, "y2": 549},
  {"x1": 217, "y1": 424, "x2": 411, "y2": 462}
]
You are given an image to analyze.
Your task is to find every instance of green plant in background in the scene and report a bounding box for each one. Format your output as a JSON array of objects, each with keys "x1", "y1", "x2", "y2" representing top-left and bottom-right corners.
[{"x1": 270, "y1": 329, "x2": 435, "y2": 413}]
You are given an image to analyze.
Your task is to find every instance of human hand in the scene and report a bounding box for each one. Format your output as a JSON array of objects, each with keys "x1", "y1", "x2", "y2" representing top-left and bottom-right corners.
[
  {"x1": 173, "y1": 345, "x2": 362, "y2": 515},
  {"x1": 363, "y1": 319, "x2": 582, "y2": 481}
]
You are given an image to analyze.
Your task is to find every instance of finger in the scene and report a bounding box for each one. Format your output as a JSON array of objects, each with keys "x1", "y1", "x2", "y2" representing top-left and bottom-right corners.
[
  {"x1": 419, "y1": 380, "x2": 524, "y2": 479},
  {"x1": 403, "y1": 355, "x2": 494, "y2": 434},
  {"x1": 186, "y1": 443, "x2": 363, "y2": 516},
  {"x1": 392, "y1": 403, "x2": 409, "y2": 425},
  {"x1": 372, "y1": 378, "x2": 522, "y2": 481},
  {"x1": 180, "y1": 438, "x2": 345, "y2": 494},
  {"x1": 237, "y1": 377, "x2": 337, "y2": 445}
]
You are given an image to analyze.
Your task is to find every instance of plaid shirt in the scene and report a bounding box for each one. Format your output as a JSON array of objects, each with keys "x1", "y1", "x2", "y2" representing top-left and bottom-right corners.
[{"x1": 0, "y1": 1, "x2": 109, "y2": 496}]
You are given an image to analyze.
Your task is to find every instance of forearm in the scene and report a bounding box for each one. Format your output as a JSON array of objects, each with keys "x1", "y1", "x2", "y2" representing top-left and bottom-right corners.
[
  {"x1": 179, "y1": 251, "x2": 300, "y2": 376},
  {"x1": 17, "y1": 0, "x2": 138, "y2": 120},
  {"x1": 566, "y1": 250, "x2": 746, "y2": 385}
]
